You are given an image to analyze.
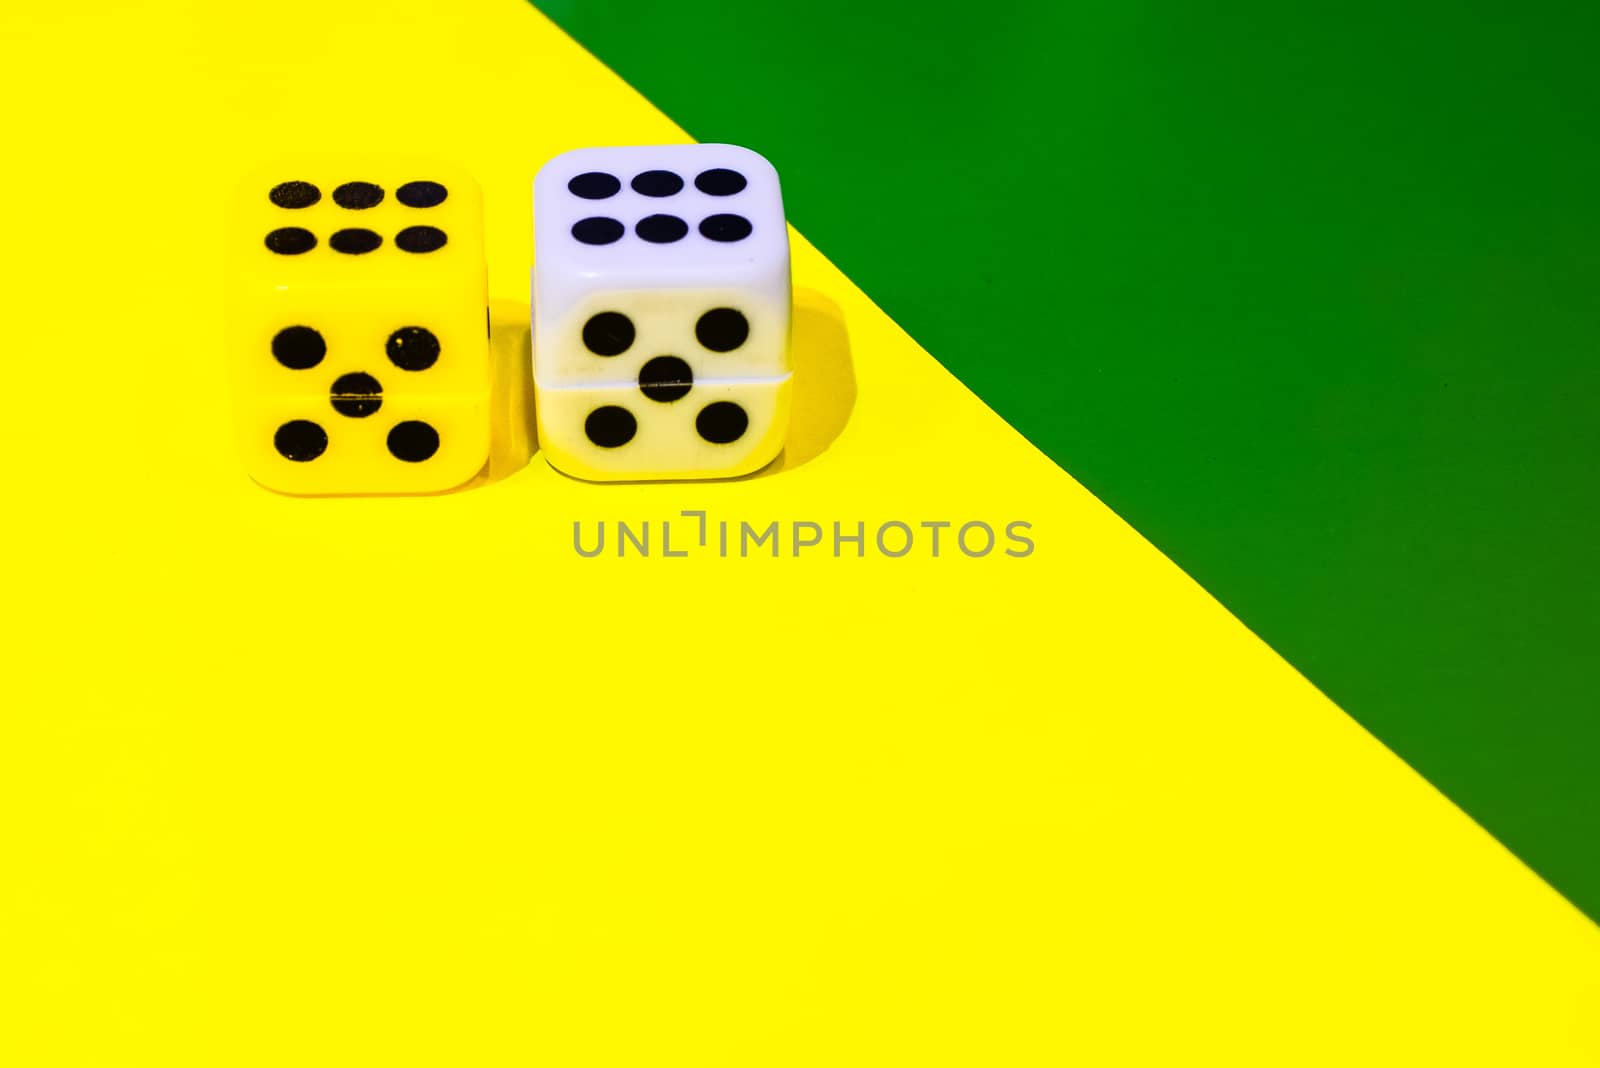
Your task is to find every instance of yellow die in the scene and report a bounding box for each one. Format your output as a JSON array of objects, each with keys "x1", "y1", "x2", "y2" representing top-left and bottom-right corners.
[{"x1": 228, "y1": 162, "x2": 491, "y2": 495}]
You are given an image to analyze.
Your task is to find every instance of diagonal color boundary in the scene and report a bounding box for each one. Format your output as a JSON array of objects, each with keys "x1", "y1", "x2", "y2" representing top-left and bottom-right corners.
[{"x1": 531, "y1": 0, "x2": 1600, "y2": 923}]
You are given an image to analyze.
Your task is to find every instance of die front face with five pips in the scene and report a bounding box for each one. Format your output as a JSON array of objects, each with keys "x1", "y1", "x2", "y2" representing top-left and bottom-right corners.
[
  {"x1": 531, "y1": 143, "x2": 793, "y2": 482},
  {"x1": 229, "y1": 161, "x2": 491, "y2": 495}
]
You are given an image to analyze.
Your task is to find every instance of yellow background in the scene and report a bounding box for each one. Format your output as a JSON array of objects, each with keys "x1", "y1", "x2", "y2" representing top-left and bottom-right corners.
[{"x1": 1, "y1": 1, "x2": 1597, "y2": 1063}]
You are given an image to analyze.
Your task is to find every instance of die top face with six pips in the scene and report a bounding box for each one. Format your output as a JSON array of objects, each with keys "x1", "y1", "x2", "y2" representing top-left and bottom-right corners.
[
  {"x1": 229, "y1": 161, "x2": 492, "y2": 495},
  {"x1": 532, "y1": 144, "x2": 794, "y2": 481}
]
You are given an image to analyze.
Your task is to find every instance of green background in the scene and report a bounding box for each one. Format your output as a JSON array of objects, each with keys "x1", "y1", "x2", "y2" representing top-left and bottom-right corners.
[{"x1": 535, "y1": 0, "x2": 1600, "y2": 919}]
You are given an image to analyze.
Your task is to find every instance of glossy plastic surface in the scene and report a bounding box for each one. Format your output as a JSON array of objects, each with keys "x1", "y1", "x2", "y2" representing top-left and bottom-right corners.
[
  {"x1": 532, "y1": 144, "x2": 792, "y2": 480},
  {"x1": 229, "y1": 162, "x2": 491, "y2": 495}
]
